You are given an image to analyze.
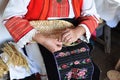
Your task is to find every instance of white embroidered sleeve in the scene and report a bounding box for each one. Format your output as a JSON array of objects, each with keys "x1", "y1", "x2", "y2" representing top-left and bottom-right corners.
[
  {"x1": 2, "y1": 0, "x2": 37, "y2": 48},
  {"x1": 16, "y1": 29, "x2": 37, "y2": 48}
]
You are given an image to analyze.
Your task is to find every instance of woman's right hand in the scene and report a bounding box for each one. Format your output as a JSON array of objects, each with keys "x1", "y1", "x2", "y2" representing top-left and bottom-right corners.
[{"x1": 33, "y1": 33, "x2": 62, "y2": 53}]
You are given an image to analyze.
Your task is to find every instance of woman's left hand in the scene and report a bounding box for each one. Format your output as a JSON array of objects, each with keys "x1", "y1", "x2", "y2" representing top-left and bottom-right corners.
[{"x1": 59, "y1": 26, "x2": 86, "y2": 44}]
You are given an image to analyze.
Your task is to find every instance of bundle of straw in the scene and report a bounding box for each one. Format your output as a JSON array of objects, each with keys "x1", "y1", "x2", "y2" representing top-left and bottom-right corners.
[
  {"x1": 1, "y1": 43, "x2": 29, "y2": 71},
  {"x1": 30, "y1": 20, "x2": 74, "y2": 46},
  {"x1": 0, "y1": 58, "x2": 8, "y2": 78}
]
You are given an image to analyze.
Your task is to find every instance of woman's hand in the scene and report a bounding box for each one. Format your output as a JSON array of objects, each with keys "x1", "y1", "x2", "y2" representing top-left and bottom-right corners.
[
  {"x1": 59, "y1": 26, "x2": 86, "y2": 44},
  {"x1": 41, "y1": 37, "x2": 62, "y2": 53},
  {"x1": 33, "y1": 33, "x2": 62, "y2": 53}
]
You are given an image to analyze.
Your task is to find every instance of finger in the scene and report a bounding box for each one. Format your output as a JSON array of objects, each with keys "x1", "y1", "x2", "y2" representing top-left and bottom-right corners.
[
  {"x1": 56, "y1": 41, "x2": 62, "y2": 50},
  {"x1": 52, "y1": 44, "x2": 62, "y2": 53},
  {"x1": 56, "y1": 41, "x2": 62, "y2": 46},
  {"x1": 55, "y1": 39, "x2": 62, "y2": 45},
  {"x1": 65, "y1": 37, "x2": 72, "y2": 43},
  {"x1": 62, "y1": 28, "x2": 70, "y2": 34},
  {"x1": 56, "y1": 45, "x2": 62, "y2": 51},
  {"x1": 51, "y1": 49, "x2": 56, "y2": 53},
  {"x1": 62, "y1": 32, "x2": 71, "y2": 42},
  {"x1": 58, "y1": 34, "x2": 62, "y2": 42}
]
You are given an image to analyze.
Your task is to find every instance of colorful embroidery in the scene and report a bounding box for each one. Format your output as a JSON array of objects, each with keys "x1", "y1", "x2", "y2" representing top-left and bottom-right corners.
[
  {"x1": 55, "y1": 47, "x2": 88, "y2": 58},
  {"x1": 58, "y1": 58, "x2": 91, "y2": 70},
  {"x1": 64, "y1": 68, "x2": 88, "y2": 80},
  {"x1": 53, "y1": 42, "x2": 94, "y2": 80}
]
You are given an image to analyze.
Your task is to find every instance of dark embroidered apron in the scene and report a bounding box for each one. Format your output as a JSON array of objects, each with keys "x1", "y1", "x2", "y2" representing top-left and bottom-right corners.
[
  {"x1": 39, "y1": 41, "x2": 95, "y2": 80},
  {"x1": 53, "y1": 41, "x2": 94, "y2": 80}
]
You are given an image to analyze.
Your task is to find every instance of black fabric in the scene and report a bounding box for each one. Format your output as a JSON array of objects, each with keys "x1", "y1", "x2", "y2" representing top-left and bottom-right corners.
[
  {"x1": 39, "y1": 42, "x2": 100, "y2": 80},
  {"x1": 22, "y1": 47, "x2": 28, "y2": 56},
  {"x1": 39, "y1": 44, "x2": 74, "y2": 80},
  {"x1": 92, "y1": 63, "x2": 100, "y2": 80},
  {"x1": 58, "y1": 17, "x2": 81, "y2": 27},
  {"x1": 54, "y1": 42, "x2": 94, "y2": 80},
  {"x1": 39, "y1": 44, "x2": 60, "y2": 80}
]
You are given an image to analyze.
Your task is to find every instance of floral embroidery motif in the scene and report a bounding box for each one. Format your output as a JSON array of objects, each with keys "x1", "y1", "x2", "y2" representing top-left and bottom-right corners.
[
  {"x1": 58, "y1": 58, "x2": 91, "y2": 70},
  {"x1": 54, "y1": 41, "x2": 94, "y2": 80},
  {"x1": 55, "y1": 47, "x2": 89, "y2": 58},
  {"x1": 64, "y1": 68, "x2": 88, "y2": 80}
]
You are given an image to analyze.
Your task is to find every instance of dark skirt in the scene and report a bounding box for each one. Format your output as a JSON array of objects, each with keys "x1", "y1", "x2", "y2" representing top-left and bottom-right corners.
[{"x1": 39, "y1": 41, "x2": 100, "y2": 80}]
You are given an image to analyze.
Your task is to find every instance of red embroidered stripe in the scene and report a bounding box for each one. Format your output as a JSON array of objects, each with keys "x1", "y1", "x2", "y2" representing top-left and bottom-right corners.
[
  {"x1": 24, "y1": 0, "x2": 44, "y2": 20},
  {"x1": 77, "y1": 16, "x2": 98, "y2": 34},
  {"x1": 48, "y1": 0, "x2": 69, "y2": 17},
  {"x1": 5, "y1": 17, "x2": 33, "y2": 42},
  {"x1": 5, "y1": 17, "x2": 22, "y2": 29},
  {"x1": 72, "y1": 0, "x2": 83, "y2": 18},
  {"x1": 39, "y1": 0, "x2": 50, "y2": 20}
]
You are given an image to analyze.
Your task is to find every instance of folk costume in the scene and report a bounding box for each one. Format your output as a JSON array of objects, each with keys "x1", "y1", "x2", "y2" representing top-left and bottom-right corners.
[{"x1": 2, "y1": 0, "x2": 100, "y2": 80}]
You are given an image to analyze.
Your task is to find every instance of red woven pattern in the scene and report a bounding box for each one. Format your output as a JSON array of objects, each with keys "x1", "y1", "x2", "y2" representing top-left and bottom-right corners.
[{"x1": 5, "y1": 17, "x2": 33, "y2": 42}]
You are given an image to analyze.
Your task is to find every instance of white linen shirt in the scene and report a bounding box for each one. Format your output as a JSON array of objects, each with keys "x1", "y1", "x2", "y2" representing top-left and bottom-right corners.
[{"x1": 3, "y1": 0, "x2": 99, "y2": 48}]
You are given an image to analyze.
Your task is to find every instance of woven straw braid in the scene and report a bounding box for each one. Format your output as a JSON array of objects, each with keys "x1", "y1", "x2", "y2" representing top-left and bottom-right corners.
[
  {"x1": 30, "y1": 20, "x2": 74, "y2": 46},
  {"x1": 30, "y1": 20, "x2": 74, "y2": 39}
]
